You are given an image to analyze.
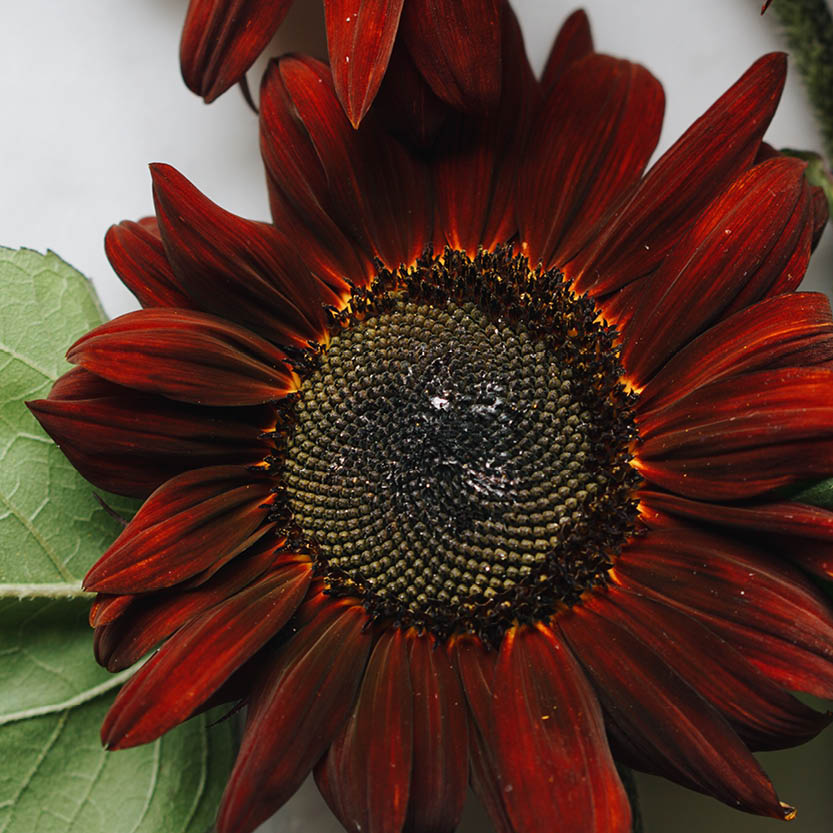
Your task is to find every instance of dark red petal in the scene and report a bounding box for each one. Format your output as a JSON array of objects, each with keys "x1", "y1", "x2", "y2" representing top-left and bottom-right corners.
[
  {"x1": 558, "y1": 602, "x2": 790, "y2": 818},
  {"x1": 94, "y1": 538, "x2": 286, "y2": 671},
  {"x1": 491, "y1": 625, "x2": 631, "y2": 833},
  {"x1": 636, "y1": 367, "x2": 833, "y2": 499},
  {"x1": 372, "y1": 39, "x2": 449, "y2": 148},
  {"x1": 27, "y1": 367, "x2": 274, "y2": 498},
  {"x1": 519, "y1": 53, "x2": 664, "y2": 269},
  {"x1": 601, "y1": 586, "x2": 830, "y2": 750},
  {"x1": 811, "y1": 183, "x2": 829, "y2": 249},
  {"x1": 613, "y1": 526, "x2": 833, "y2": 698},
  {"x1": 89, "y1": 593, "x2": 133, "y2": 627},
  {"x1": 179, "y1": 0, "x2": 293, "y2": 102},
  {"x1": 635, "y1": 291, "x2": 833, "y2": 414},
  {"x1": 642, "y1": 490, "x2": 833, "y2": 581},
  {"x1": 270, "y1": 55, "x2": 431, "y2": 269},
  {"x1": 105, "y1": 219, "x2": 193, "y2": 309},
  {"x1": 316, "y1": 629, "x2": 413, "y2": 833},
  {"x1": 217, "y1": 594, "x2": 372, "y2": 833},
  {"x1": 84, "y1": 465, "x2": 273, "y2": 594},
  {"x1": 67, "y1": 308, "x2": 299, "y2": 406},
  {"x1": 260, "y1": 66, "x2": 373, "y2": 295},
  {"x1": 101, "y1": 560, "x2": 311, "y2": 749},
  {"x1": 151, "y1": 163, "x2": 342, "y2": 348},
  {"x1": 405, "y1": 633, "x2": 468, "y2": 833},
  {"x1": 432, "y1": 5, "x2": 537, "y2": 254},
  {"x1": 400, "y1": 0, "x2": 501, "y2": 114},
  {"x1": 620, "y1": 157, "x2": 812, "y2": 384},
  {"x1": 541, "y1": 9, "x2": 594, "y2": 90},
  {"x1": 452, "y1": 636, "x2": 514, "y2": 833},
  {"x1": 571, "y1": 53, "x2": 787, "y2": 295},
  {"x1": 468, "y1": 720, "x2": 514, "y2": 833},
  {"x1": 325, "y1": 0, "x2": 404, "y2": 128}
]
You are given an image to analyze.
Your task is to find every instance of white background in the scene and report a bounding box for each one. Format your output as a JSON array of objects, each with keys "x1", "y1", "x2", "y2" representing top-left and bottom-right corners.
[{"x1": 2, "y1": 1, "x2": 833, "y2": 831}]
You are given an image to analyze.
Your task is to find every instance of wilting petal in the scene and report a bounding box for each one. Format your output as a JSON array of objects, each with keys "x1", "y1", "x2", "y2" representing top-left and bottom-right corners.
[
  {"x1": 101, "y1": 560, "x2": 311, "y2": 748},
  {"x1": 620, "y1": 157, "x2": 812, "y2": 384},
  {"x1": 571, "y1": 53, "x2": 786, "y2": 295},
  {"x1": 180, "y1": 0, "x2": 294, "y2": 101},
  {"x1": 490, "y1": 625, "x2": 631, "y2": 833},
  {"x1": 316, "y1": 629, "x2": 413, "y2": 833},
  {"x1": 559, "y1": 601, "x2": 790, "y2": 818},
  {"x1": 404, "y1": 632, "x2": 468, "y2": 833},
  {"x1": 613, "y1": 526, "x2": 833, "y2": 698},
  {"x1": 28, "y1": 367, "x2": 274, "y2": 498},
  {"x1": 94, "y1": 537, "x2": 285, "y2": 670},
  {"x1": 105, "y1": 218, "x2": 193, "y2": 309},
  {"x1": 635, "y1": 291, "x2": 833, "y2": 413},
  {"x1": 519, "y1": 53, "x2": 664, "y2": 269},
  {"x1": 268, "y1": 56, "x2": 431, "y2": 269},
  {"x1": 599, "y1": 587, "x2": 830, "y2": 750},
  {"x1": 84, "y1": 465, "x2": 274, "y2": 593},
  {"x1": 540, "y1": 9, "x2": 593, "y2": 90},
  {"x1": 325, "y1": 0, "x2": 404, "y2": 128},
  {"x1": 433, "y1": 5, "x2": 537, "y2": 254},
  {"x1": 67, "y1": 308, "x2": 299, "y2": 406},
  {"x1": 637, "y1": 367, "x2": 833, "y2": 499},
  {"x1": 217, "y1": 593, "x2": 372, "y2": 833},
  {"x1": 151, "y1": 164, "x2": 341, "y2": 348}
]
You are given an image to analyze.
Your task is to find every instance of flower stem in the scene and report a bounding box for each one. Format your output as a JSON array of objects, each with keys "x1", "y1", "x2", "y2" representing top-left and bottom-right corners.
[
  {"x1": 766, "y1": 0, "x2": 833, "y2": 162},
  {"x1": 0, "y1": 582, "x2": 93, "y2": 600}
]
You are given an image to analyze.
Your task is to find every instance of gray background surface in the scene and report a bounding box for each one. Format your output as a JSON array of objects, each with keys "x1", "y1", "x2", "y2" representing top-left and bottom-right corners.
[{"x1": 2, "y1": 1, "x2": 833, "y2": 831}]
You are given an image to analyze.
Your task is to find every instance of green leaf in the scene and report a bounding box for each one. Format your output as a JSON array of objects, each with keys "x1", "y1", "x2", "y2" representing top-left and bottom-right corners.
[
  {"x1": 0, "y1": 249, "x2": 236, "y2": 832},
  {"x1": 0, "y1": 247, "x2": 138, "y2": 589},
  {"x1": 789, "y1": 476, "x2": 833, "y2": 509}
]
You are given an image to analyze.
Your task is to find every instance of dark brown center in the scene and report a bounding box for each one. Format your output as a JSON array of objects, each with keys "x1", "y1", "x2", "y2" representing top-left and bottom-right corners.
[{"x1": 275, "y1": 247, "x2": 640, "y2": 642}]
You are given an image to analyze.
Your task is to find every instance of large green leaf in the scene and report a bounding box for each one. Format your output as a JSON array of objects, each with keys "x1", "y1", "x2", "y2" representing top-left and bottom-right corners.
[
  {"x1": 0, "y1": 249, "x2": 236, "y2": 832},
  {"x1": 0, "y1": 247, "x2": 137, "y2": 589}
]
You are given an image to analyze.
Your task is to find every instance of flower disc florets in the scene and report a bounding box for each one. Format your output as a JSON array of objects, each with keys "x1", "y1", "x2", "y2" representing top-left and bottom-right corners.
[{"x1": 272, "y1": 246, "x2": 640, "y2": 641}]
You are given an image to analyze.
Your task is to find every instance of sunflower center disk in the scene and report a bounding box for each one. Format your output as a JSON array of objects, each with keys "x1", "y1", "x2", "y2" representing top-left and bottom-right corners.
[{"x1": 280, "y1": 248, "x2": 640, "y2": 641}]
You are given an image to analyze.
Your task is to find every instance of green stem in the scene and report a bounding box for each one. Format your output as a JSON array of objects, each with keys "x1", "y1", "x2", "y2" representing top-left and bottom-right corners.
[{"x1": 767, "y1": 0, "x2": 833, "y2": 162}]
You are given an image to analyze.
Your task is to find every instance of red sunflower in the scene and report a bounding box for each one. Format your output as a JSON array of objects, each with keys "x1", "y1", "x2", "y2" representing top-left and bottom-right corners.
[
  {"x1": 181, "y1": 0, "x2": 502, "y2": 129},
  {"x1": 29, "y1": 8, "x2": 833, "y2": 833}
]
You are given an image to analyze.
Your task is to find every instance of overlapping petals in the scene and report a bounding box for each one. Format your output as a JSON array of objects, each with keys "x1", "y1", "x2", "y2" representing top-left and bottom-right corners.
[
  {"x1": 180, "y1": 0, "x2": 502, "y2": 130},
  {"x1": 29, "y1": 10, "x2": 833, "y2": 833}
]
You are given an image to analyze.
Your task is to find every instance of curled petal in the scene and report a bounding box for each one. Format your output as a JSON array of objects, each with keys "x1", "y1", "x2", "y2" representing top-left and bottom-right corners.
[
  {"x1": 28, "y1": 367, "x2": 274, "y2": 498},
  {"x1": 67, "y1": 308, "x2": 299, "y2": 406},
  {"x1": 84, "y1": 465, "x2": 274, "y2": 593},
  {"x1": 180, "y1": 0, "x2": 293, "y2": 101},
  {"x1": 105, "y1": 218, "x2": 192, "y2": 309}
]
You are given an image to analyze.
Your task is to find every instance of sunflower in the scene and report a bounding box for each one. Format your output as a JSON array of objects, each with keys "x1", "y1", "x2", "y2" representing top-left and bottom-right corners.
[
  {"x1": 28, "y1": 8, "x2": 833, "y2": 833},
  {"x1": 180, "y1": 0, "x2": 502, "y2": 129}
]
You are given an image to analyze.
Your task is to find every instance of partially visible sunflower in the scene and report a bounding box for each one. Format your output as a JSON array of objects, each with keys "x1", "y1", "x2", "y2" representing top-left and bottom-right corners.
[
  {"x1": 29, "y1": 8, "x2": 833, "y2": 833},
  {"x1": 181, "y1": 0, "x2": 502, "y2": 130}
]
